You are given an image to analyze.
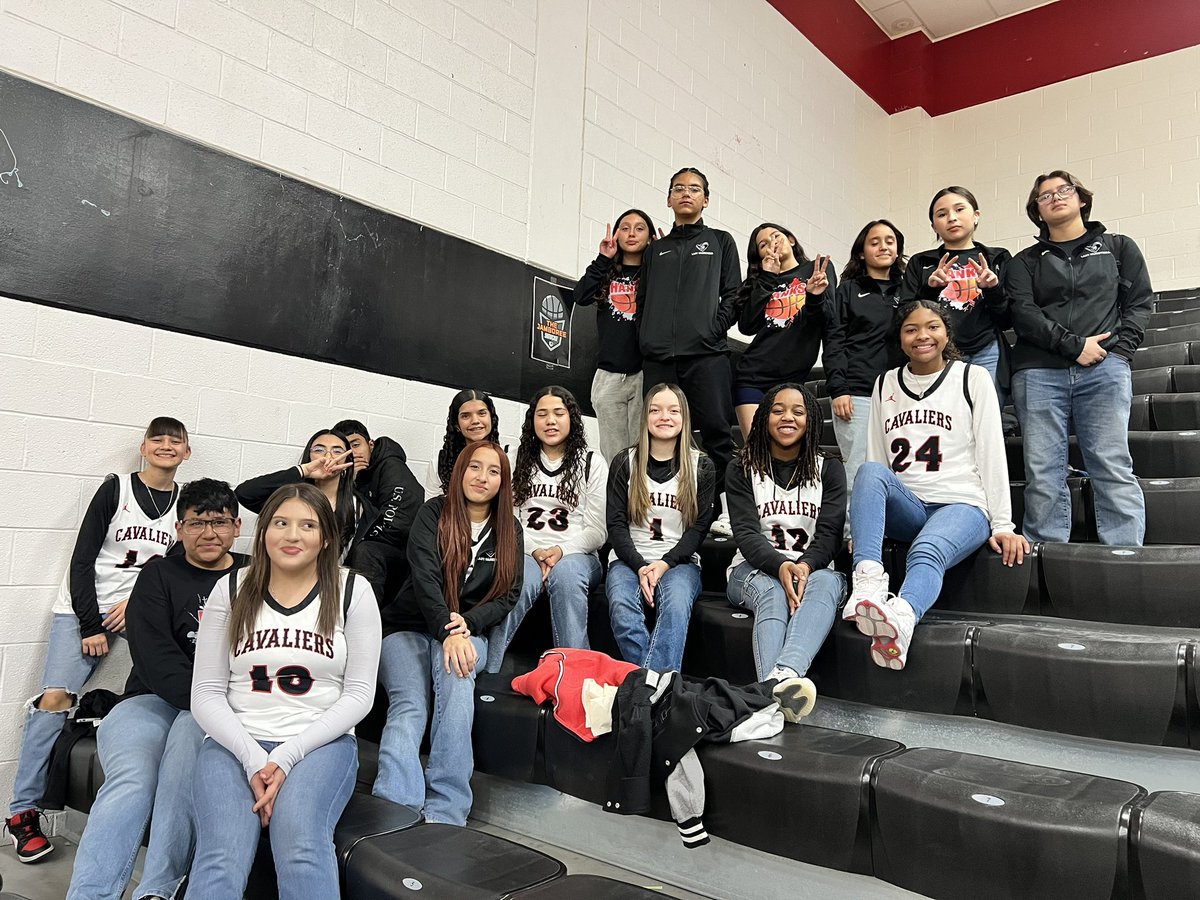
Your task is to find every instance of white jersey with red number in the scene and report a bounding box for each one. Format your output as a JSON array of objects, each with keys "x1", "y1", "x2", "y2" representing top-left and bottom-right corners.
[
  {"x1": 628, "y1": 448, "x2": 702, "y2": 564},
  {"x1": 729, "y1": 458, "x2": 825, "y2": 573}
]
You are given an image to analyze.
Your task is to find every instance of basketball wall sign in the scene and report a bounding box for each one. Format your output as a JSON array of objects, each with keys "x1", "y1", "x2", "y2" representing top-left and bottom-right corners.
[{"x1": 531, "y1": 276, "x2": 574, "y2": 368}]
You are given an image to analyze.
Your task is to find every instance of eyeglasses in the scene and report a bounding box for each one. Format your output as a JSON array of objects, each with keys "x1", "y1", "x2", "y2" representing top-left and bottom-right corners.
[
  {"x1": 1036, "y1": 184, "x2": 1077, "y2": 205},
  {"x1": 669, "y1": 185, "x2": 705, "y2": 196},
  {"x1": 180, "y1": 518, "x2": 235, "y2": 535},
  {"x1": 308, "y1": 446, "x2": 346, "y2": 457}
]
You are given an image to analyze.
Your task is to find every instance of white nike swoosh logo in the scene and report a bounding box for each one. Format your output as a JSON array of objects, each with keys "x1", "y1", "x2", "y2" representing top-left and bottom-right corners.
[
  {"x1": 922, "y1": 265, "x2": 934, "y2": 270},
  {"x1": 658, "y1": 250, "x2": 673, "y2": 256},
  {"x1": 858, "y1": 292, "x2": 871, "y2": 297}
]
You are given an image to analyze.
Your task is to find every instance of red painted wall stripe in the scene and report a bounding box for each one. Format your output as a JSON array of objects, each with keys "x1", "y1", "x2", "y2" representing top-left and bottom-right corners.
[{"x1": 769, "y1": 0, "x2": 1200, "y2": 116}]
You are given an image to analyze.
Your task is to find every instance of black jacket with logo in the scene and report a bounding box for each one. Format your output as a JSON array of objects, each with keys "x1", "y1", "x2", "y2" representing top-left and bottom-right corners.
[
  {"x1": 901, "y1": 243, "x2": 1012, "y2": 355},
  {"x1": 355, "y1": 436, "x2": 423, "y2": 550},
  {"x1": 575, "y1": 255, "x2": 643, "y2": 374},
  {"x1": 822, "y1": 275, "x2": 905, "y2": 399},
  {"x1": 637, "y1": 220, "x2": 743, "y2": 360},
  {"x1": 1004, "y1": 222, "x2": 1153, "y2": 371}
]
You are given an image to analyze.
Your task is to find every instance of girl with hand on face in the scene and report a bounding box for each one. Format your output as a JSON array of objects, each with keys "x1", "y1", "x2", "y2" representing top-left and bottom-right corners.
[
  {"x1": 485, "y1": 387, "x2": 608, "y2": 673},
  {"x1": 189, "y1": 484, "x2": 380, "y2": 899},
  {"x1": 374, "y1": 442, "x2": 522, "y2": 826},
  {"x1": 845, "y1": 300, "x2": 1028, "y2": 671},
  {"x1": 733, "y1": 223, "x2": 835, "y2": 441},
  {"x1": 825, "y1": 220, "x2": 908, "y2": 493},
  {"x1": 726, "y1": 384, "x2": 847, "y2": 708},
  {"x1": 901, "y1": 187, "x2": 1012, "y2": 391},
  {"x1": 575, "y1": 209, "x2": 657, "y2": 463},
  {"x1": 606, "y1": 384, "x2": 716, "y2": 673},
  {"x1": 426, "y1": 390, "x2": 502, "y2": 498}
]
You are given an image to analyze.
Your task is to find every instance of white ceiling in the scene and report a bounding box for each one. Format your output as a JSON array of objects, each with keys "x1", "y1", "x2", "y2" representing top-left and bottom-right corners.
[{"x1": 855, "y1": 0, "x2": 1059, "y2": 40}]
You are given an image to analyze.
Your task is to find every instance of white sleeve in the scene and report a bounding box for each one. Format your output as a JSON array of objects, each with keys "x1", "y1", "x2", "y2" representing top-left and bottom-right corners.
[
  {"x1": 190, "y1": 578, "x2": 269, "y2": 781},
  {"x1": 864, "y1": 375, "x2": 887, "y2": 465},
  {"x1": 265, "y1": 576, "x2": 382, "y2": 775},
  {"x1": 558, "y1": 451, "x2": 610, "y2": 557},
  {"x1": 423, "y1": 461, "x2": 442, "y2": 499},
  {"x1": 968, "y1": 367, "x2": 1016, "y2": 534}
]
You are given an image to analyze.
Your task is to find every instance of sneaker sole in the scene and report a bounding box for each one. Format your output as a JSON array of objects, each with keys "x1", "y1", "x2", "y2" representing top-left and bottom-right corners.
[
  {"x1": 854, "y1": 599, "x2": 898, "y2": 639},
  {"x1": 12, "y1": 835, "x2": 53, "y2": 863},
  {"x1": 870, "y1": 636, "x2": 907, "y2": 670},
  {"x1": 773, "y1": 678, "x2": 818, "y2": 723}
]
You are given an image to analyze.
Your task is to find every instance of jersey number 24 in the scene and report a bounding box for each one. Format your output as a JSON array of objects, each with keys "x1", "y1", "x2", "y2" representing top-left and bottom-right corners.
[{"x1": 890, "y1": 435, "x2": 943, "y2": 473}]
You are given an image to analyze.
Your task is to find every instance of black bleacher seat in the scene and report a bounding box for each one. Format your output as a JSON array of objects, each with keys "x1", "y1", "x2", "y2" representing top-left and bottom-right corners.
[
  {"x1": 1133, "y1": 341, "x2": 1196, "y2": 369},
  {"x1": 900, "y1": 541, "x2": 1039, "y2": 615},
  {"x1": 1009, "y1": 478, "x2": 1090, "y2": 541},
  {"x1": 871, "y1": 748, "x2": 1144, "y2": 900},
  {"x1": 1131, "y1": 791, "x2": 1200, "y2": 900},
  {"x1": 805, "y1": 378, "x2": 828, "y2": 397},
  {"x1": 1150, "y1": 392, "x2": 1200, "y2": 430},
  {"x1": 1132, "y1": 365, "x2": 1174, "y2": 395},
  {"x1": 698, "y1": 534, "x2": 736, "y2": 592},
  {"x1": 1141, "y1": 323, "x2": 1200, "y2": 348},
  {"x1": 513, "y1": 874, "x2": 674, "y2": 898},
  {"x1": 682, "y1": 596, "x2": 759, "y2": 685},
  {"x1": 1173, "y1": 365, "x2": 1200, "y2": 392},
  {"x1": 473, "y1": 674, "x2": 545, "y2": 782},
  {"x1": 1142, "y1": 477, "x2": 1200, "y2": 544},
  {"x1": 1007, "y1": 431, "x2": 1200, "y2": 480},
  {"x1": 1129, "y1": 393, "x2": 1155, "y2": 429},
  {"x1": 1148, "y1": 306, "x2": 1200, "y2": 329}
]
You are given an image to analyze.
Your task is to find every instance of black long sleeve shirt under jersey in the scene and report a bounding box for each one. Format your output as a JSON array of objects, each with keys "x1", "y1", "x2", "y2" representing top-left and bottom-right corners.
[
  {"x1": 355, "y1": 436, "x2": 423, "y2": 550},
  {"x1": 900, "y1": 243, "x2": 1012, "y2": 355},
  {"x1": 605, "y1": 451, "x2": 717, "y2": 571},
  {"x1": 70, "y1": 474, "x2": 178, "y2": 638},
  {"x1": 822, "y1": 275, "x2": 905, "y2": 399},
  {"x1": 725, "y1": 455, "x2": 846, "y2": 576},
  {"x1": 637, "y1": 220, "x2": 743, "y2": 360},
  {"x1": 122, "y1": 552, "x2": 248, "y2": 710},
  {"x1": 574, "y1": 255, "x2": 644, "y2": 374},
  {"x1": 734, "y1": 261, "x2": 838, "y2": 389}
]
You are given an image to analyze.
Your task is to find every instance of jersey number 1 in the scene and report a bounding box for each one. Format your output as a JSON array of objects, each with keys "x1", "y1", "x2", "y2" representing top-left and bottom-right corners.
[{"x1": 890, "y1": 435, "x2": 943, "y2": 473}]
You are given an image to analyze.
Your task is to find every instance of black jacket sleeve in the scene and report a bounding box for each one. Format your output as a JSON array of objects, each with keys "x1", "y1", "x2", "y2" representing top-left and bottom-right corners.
[
  {"x1": 735, "y1": 276, "x2": 762, "y2": 334},
  {"x1": 725, "y1": 459, "x2": 788, "y2": 574},
  {"x1": 1111, "y1": 235, "x2": 1154, "y2": 359},
  {"x1": 899, "y1": 253, "x2": 926, "y2": 303},
  {"x1": 1004, "y1": 252, "x2": 1086, "y2": 362},
  {"x1": 125, "y1": 561, "x2": 193, "y2": 710},
  {"x1": 979, "y1": 245, "x2": 1012, "y2": 324},
  {"x1": 823, "y1": 283, "x2": 852, "y2": 399},
  {"x1": 460, "y1": 521, "x2": 525, "y2": 637},
  {"x1": 606, "y1": 450, "x2": 647, "y2": 571},
  {"x1": 364, "y1": 458, "x2": 423, "y2": 548},
  {"x1": 798, "y1": 457, "x2": 846, "y2": 572},
  {"x1": 406, "y1": 501, "x2": 453, "y2": 640},
  {"x1": 575, "y1": 254, "x2": 613, "y2": 308},
  {"x1": 714, "y1": 232, "x2": 745, "y2": 334},
  {"x1": 662, "y1": 456, "x2": 716, "y2": 568},
  {"x1": 235, "y1": 466, "x2": 304, "y2": 514},
  {"x1": 70, "y1": 476, "x2": 121, "y2": 638}
]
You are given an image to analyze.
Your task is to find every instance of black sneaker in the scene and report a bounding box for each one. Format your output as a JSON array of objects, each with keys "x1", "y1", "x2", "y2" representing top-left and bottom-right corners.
[{"x1": 5, "y1": 809, "x2": 53, "y2": 863}]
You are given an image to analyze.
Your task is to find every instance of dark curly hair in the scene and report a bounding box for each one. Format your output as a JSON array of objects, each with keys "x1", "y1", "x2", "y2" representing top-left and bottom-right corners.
[
  {"x1": 737, "y1": 382, "x2": 826, "y2": 487},
  {"x1": 436, "y1": 389, "x2": 500, "y2": 493},
  {"x1": 513, "y1": 386, "x2": 589, "y2": 509},
  {"x1": 892, "y1": 299, "x2": 963, "y2": 363}
]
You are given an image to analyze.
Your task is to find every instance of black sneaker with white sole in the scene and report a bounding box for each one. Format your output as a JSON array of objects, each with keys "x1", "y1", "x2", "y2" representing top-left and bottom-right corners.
[{"x1": 5, "y1": 808, "x2": 53, "y2": 863}]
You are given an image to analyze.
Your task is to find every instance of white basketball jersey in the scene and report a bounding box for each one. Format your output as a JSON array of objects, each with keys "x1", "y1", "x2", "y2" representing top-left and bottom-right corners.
[
  {"x1": 628, "y1": 448, "x2": 701, "y2": 564},
  {"x1": 729, "y1": 458, "x2": 826, "y2": 573},
  {"x1": 517, "y1": 451, "x2": 593, "y2": 553},
  {"x1": 54, "y1": 474, "x2": 178, "y2": 616}
]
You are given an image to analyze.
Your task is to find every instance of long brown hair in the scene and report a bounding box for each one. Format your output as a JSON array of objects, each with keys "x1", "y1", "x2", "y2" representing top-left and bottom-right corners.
[
  {"x1": 228, "y1": 483, "x2": 343, "y2": 646},
  {"x1": 437, "y1": 441, "x2": 518, "y2": 613},
  {"x1": 628, "y1": 384, "x2": 701, "y2": 530}
]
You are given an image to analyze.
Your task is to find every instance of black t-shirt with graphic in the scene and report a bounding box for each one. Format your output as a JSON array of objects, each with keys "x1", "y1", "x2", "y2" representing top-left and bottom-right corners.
[
  {"x1": 735, "y1": 260, "x2": 837, "y2": 390},
  {"x1": 574, "y1": 255, "x2": 643, "y2": 374},
  {"x1": 901, "y1": 243, "x2": 1012, "y2": 355}
]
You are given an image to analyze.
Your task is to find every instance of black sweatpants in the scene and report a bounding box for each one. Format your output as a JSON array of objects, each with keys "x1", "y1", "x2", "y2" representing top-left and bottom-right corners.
[
  {"x1": 642, "y1": 353, "x2": 734, "y2": 498},
  {"x1": 347, "y1": 540, "x2": 410, "y2": 603}
]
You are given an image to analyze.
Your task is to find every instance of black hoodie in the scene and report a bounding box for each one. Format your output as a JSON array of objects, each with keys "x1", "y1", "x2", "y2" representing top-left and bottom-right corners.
[
  {"x1": 355, "y1": 436, "x2": 423, "y2": 550},
  {"x1": 900, "y1": 242, "x2": 1012, "y2": 355}
]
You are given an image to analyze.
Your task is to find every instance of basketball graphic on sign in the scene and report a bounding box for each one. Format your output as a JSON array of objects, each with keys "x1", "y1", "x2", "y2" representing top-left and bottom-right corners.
[{"x1": 539, "y1": 295, "x2": 565, "y2": 351}]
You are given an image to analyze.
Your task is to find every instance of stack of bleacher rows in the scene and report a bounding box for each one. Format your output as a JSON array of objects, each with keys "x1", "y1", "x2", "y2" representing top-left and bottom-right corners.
[{"x1": 474, "y1": 287, "x2": 1200, "y2": 899}]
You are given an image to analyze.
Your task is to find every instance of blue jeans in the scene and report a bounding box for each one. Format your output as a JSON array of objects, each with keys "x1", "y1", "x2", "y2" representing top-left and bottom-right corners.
[
  {"x1": 67, "y1": 696, "x2": 202, "y2": 900},
  {"x1": 727, "y1": 562, "x2": 846, "y2": 681},
  {"x1": 832, "y1": 395, "x2": 871, "y2": 498},
  {"x1": 1012, "y1": 355, "x2": 1145, "y2": 545},
  {"x1": 10, "y1": 613, "x2": 123, "y2": 814},
  {"x1": 374, "y1": 631, "x2": 486, "y2": 826},
  {"x1": 485, "y1": 553, "x2": 602, "y2": 672},
  {"x1": 850, "y1": 462, "x2": 991, "y2": 619},
  {"x1": 188, "y1": 734, "x2": 358, "y2": 900},
  {"x1": 606, "y1": 560, "x2": 701, "y2": 672}
]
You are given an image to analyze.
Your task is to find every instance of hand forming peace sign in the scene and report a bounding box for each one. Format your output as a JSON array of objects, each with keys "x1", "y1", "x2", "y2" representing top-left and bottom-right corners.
[
  {"x1": 928, "y1": 252, "x2": 959, "y2": 289},
  {"x1": 761, "y1": 232, "x2": 784, "y2": 274},
  {"x1": 302, "y1": 448, "x2": 354, "y2": 481},
  {"x1": 598, "y1": 223, "x2": 618, "y2": 259},
  {"x1": 806, "y1": 255, "x2": 830, "y2": 295},
  {"x1": 976, "y1": 253, "x2": 999, "y2": 289}
]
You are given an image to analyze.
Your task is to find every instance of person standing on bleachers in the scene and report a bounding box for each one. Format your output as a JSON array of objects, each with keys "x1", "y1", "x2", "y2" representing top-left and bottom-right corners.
[
  {"x1": 726, "y1": 383, "x2": 847, "y2": 699},
  {"x1": 1006, "y1": 170, "x2": 1152, "y2": 545},
  {"x1": 67, "y1": 479, "x2": 244, "y2": 900}
]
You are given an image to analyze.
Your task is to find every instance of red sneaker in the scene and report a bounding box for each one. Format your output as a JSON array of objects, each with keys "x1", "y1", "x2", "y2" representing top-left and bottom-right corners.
[{"x1": 5, "y1": 809, "x2": 53, "y2": 863}]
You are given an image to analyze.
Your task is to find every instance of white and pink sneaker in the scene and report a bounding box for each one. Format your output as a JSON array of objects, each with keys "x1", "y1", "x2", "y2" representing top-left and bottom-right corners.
[{"x1": 854, "y1": 594, "x2": 917, "y2": 670}]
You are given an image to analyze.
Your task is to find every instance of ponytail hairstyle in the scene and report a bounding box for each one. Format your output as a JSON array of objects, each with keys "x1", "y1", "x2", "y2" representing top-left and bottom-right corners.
[
  {"x1": 229, "y1": 483, "x2": 342, "y2": 645},
  {"x1": 628, "y1": 384, "x2": 702, "y2": 530},
  {"x1": 737, "y1": 382, "x2": 826, "y2": 486},
  {"x1": 892, "y1": 299, "x2": 964, "y2": 363},
  {"x1": 298, "y1": 429, "x2": 357, "y2": 553},
  {"x1": 436, "y1": 389, "x2": 500, "y2": 493},
  {"x1": 513, "y1": 386, "x2": 589, "y2": 509},
  {"x1": 841, "y1": 219, "x2": 907, "y2": 282},
  {"x1": 437, "y1": 441, "x2": 518, "y2": 613}
]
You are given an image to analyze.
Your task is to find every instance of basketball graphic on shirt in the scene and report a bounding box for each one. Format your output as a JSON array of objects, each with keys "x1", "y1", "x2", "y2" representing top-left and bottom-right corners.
[
  {"x1": 764, "y1": 278, "x2": 806, "y2": 328},
  {"x1": 940, "y1": 259, "x2": 982, "y2": 311},
  {"x1": 608, "y1": 278, "x2": 638, "y2": 321}
]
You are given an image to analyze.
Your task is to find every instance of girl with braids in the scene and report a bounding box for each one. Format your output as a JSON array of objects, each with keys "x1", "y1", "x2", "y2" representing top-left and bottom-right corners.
[
  {"x1": 236, "y1": 429, "x2": 375, "y2": 562},
  {"x1": 846, "y1": 300, "x2": 1027, "y2": 671},
  {"x1": 189, "y1": 483, "x2": 380, "y2": 897},
  {"x1": 484, "y1": 386, "x2": 608, "y2": 672},
  {"x1": 375, "y1": 441, "x2": 523, "y2": 825},
  {"x1": 726, "y1": 383, "x2": 847, "y2": 698},
  {"x1": 424, "y1": 389, "x2": 501, "y2": 497},
  {"x1": 606, "y1": 384, "x2": 716, "y2": 672},
  {"x1": 575, "y1": 208, "x2": 657, "y2": 462}
]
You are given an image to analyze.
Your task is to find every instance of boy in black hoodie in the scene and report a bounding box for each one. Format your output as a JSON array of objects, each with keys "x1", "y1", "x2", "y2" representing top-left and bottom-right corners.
[{"x1": 637, "y1": 167, "x2": 743, "y2": 534}]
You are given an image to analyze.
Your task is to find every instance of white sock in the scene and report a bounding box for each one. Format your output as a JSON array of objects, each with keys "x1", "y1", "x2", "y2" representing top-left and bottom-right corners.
[
  {"x1": 768, "y1": 664, "x2": 799, "y2": 682},
  {"x1": 854, "y1": 559, "x2": 884, "y2": 577}
]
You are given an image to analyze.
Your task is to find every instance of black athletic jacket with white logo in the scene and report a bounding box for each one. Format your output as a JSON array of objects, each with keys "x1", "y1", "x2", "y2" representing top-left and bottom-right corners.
[
  {"x1": 822, "y1": 275, "x2": 905, "y2": 399},
  {"x1": 1005, "y1": 222, "x2": 1153, "y2": 371},
  {"x1": 901, "y1": 243, "x2": 1012, "y2": 355},
  {"x1": 637, "y1": 220, "x2": 743, "y2": 360},
  {"x1": 575, "y1": 255, "x2": 643, "y2": 374}
]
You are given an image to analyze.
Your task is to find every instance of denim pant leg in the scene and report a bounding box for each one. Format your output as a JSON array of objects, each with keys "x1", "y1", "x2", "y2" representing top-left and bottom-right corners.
[
  {"x1": 485, "y1": 555, "x2": 543, "y2": 673},
  {"x1": 10, "y1": 614, "x2": 115, "y2": 814},
  {"x1": 424, "y1": 635, "x2": 487, "y2": 827},
  {"x1": 374, "y1": 631, "x2": 434, "y2": 810},
  {"x1": 963, "y1": 340, "x2": 1000, "y2": 390},
  {"x1": 832, "y1": 396, "x2": 872, "y2": 497},
  {"x1": 899, "y1": 503, "x2": 992, "y2": 619},
  {"x1": 645, "y1": 563, "x2": 702, "y2": 673},
  {"x1": 1073, "y1": 355, "x2": 1145, "y2": 545},
  {"x1": 136, "y1": 710, "x2": 204, "y2": 900},
  {"x1": 726, "y1": 561, "x2": 789, "y2": 682},
  {"x1": 545, "y1": 553, "x2": 602, "y2": 649},
  {"x1": 850, "y1": 463, "x2": 931, "y2": 569},
  {"x1": 66, "y1": 695, "x2": 177, "y2": 900},
  {"x1": 1011, "y1": 367, "x2": 1073, "y2": 543},
  {"x1": 777, "y1": 569, "x2": 847, "y2": 677},
  {"x1": 606, "y1": 561, "x2": 650, "y2": 665},
  {"x1": 269, "y1": 734, "x2": 359, "y2": 900},
  {"x1": 187, "y1": 738, "x2": 264, "y2": 899}
]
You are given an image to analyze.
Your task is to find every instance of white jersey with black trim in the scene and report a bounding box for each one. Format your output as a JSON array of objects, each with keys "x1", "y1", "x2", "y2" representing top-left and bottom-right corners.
[
  {"x1": 53, "y1": 474, "x2": 178, "y2": 616},
  {"x1": 515, "y1": 449, "x2": 608, "y2": 556},
  {"x1": 629, "y1": 448, "x2": 702, "y2": 564},
  {"x1": 729, "y1": 458, "x2": 825, "y2": 573}
]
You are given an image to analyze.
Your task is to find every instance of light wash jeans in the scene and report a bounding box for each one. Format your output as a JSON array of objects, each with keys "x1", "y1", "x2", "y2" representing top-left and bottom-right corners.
[
  {"x1": 1012, "y1": 355, "x2": 1145, "y2": 545},
  {"x1": 67, "y1": 696, "x2": 202, "y2": 900},
  {"x1": 851, "y1": 462, "x2": 992, "y2": 619},
  {"x1": 188, "y1": 734, "x2": 358, "y2": 900},
  {"x1": 485, "y1": 553, "x2": 602, "y2": 672},
  {"x1": 606, "y1": 560, "x2": 701, "y2": 672},
  {"x1": 832, "y1": 395, "x2": 872, "y2": 497},
  {"x1": 10, "y1": 613, "x2": 123, "y2": 815},
  {"x1": 374, "y1": 631, "x2": 487, "y2": 826},
  {"x1": 726, "y1": 563, "x2": 847, "y2": 681},
  {"x1": 591, "y1": 369, "x2": 644, "y2": 463}
]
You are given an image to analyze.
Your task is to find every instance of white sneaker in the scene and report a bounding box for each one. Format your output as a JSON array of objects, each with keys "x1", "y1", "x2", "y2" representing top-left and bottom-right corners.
[
  {"x1": 843, "y1": 561, "x2": 889, "y2": 622},
  {"x1": 772, "y1": 676, "x2": 817, "y2": 723},
  {"x1": 853, "y1": 594, "x2": 917, "y2": 670},
  {"x1": 709, "y1": 510, "x2": 733, "y2": 537}
]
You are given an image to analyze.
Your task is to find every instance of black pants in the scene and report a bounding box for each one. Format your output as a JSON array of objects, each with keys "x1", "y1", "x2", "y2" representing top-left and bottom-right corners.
[
  {"x1": 642, "y1": 353, "x2": 734, "y2": 498},
  {"x1": 347, "y1": 540, "x2": 410, "y2": 603}
]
